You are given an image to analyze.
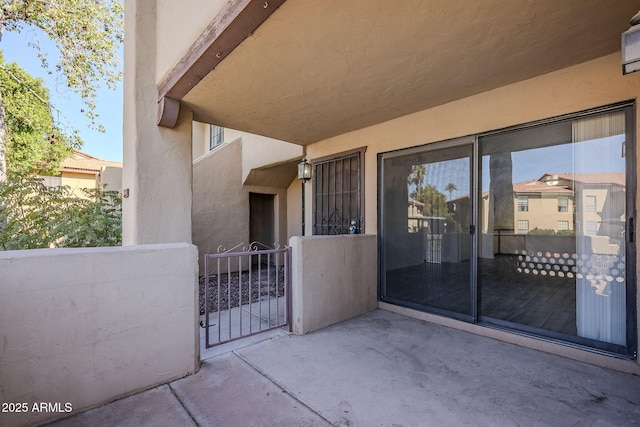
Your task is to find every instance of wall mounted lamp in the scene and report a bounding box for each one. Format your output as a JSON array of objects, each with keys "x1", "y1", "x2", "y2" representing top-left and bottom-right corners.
[
  {"x1": 297, "y1": 156, "x2": 312, "y2": 236},
  {"x1": 622, "y1": 11, "x2": 640, "y2": 74},
  {"x1": 297, "y1": 157, "x2": 312, "y2": 182}
]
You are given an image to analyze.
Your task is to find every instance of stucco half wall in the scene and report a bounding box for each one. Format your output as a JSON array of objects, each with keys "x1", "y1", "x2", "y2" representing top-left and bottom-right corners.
[
  {"x1": 290, "y1": 234, "x2": 377, "y2": 334},
  {"x1": 0, "y1": 244, "x2": 199, "y2": 427}
]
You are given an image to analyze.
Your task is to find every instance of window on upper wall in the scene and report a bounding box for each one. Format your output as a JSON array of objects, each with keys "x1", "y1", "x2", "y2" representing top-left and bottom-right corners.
[
  {"x1": 558, "y1": 196, "x2": 569, "y2": 212},
  {"x1": 210, "y1": 125, "x2": 224, "y2": 150},
  {"x1": 586, "y1": 221, "x2": 598, "y2": 236},
  {"x1": 557, "y1": 220, "x2": 569, "y2": 231},
  {"x1": 517, "y1": 195, "x2": 529, "y2": 212},
  {"x1": 312, "y1": 148, "x2": 364, "y2": 235},
  {"x1": 517, "y1": 220, "x2": 529, "y2": 234},
  {"x1": 585, "y1": 195, "x2": 597, "y2": 212}
]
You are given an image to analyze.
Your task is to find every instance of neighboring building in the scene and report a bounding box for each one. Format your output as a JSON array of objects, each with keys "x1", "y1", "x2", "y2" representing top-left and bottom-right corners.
[
  {"x1": 43, "y1": 150, "x2": 123, "y2": 195},
  {"x1": 478, "y1": 172, "x2": 626, "y2": 235},
  {"x1": 124, "y1": 0, "x2": 640, "y2": 370},
  {"x1": 511, "y1": 178, "x2": 576, "y2": 234},
  {"x1": 407, "y1": 198, "x2": 425, "y2": 232}
]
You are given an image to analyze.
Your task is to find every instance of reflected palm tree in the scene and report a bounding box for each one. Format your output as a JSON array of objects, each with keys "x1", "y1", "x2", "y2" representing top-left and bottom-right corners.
[
  {"x1": 445, "y1": 182, "x2": 458, "y2": 200},
  {"x1": 408, "y1": 164, "x2": 426, "y2": 199}
]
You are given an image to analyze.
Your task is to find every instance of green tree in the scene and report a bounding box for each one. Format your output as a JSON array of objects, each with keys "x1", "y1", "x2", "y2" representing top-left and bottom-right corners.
[
  {"x1": 0, "y1": 175, "x2": 121, "y2": 250},
  {"x1": 415, "y1": 184, "x2": 448, "y2": 217},
  {"x1": 444, "y1": 182, "x2": 458, "y2": 200},
  {"x1": 0, "y1": 52, "x2": 73, "y2": 176},
  {"x1": 0, "y1": 0, "x2": 124, "y2": 181},
  {"x1": 408, "y1": 164, "x2": 426, "y2": 199}
]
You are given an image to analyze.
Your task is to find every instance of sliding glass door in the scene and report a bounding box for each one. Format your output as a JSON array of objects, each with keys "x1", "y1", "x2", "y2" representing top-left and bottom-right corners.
[
  {"x1": 478, "y1": 105, "x2": 635, "y2": 355},
  {"x1": 380, "y1": 139, "x2": 474, "y2": 320},
  {"x1": 379, "y1": 103, "x2": 636, "y2": 357}
]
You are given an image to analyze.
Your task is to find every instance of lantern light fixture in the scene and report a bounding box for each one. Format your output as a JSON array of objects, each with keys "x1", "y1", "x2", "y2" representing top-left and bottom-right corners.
[
  {"x1": 622, "y1": 10, "x2": 640, "y2": 75},
  {"x1": 298, "y1": 157, "x2": 312, "y2": 182}
]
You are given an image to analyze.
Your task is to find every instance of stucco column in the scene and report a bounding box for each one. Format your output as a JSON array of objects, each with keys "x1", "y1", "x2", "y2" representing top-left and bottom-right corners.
[{"x1": 122, "y1": 0, "x2": 193, "y2": 245}]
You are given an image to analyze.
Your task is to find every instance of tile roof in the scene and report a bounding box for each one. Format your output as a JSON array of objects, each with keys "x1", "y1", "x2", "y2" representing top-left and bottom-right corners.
[
  {"x1": 549, "y1": 172, "x2": 625, "y2": 186},
  {"x1": 513, "y1": 179, "x2": 573, "y2": 194},
  {"x1": 61, "y1": 150, "x2": 122, "y2": 175}
]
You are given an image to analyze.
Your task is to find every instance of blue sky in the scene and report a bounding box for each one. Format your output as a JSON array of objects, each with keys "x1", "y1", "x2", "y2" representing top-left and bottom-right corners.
[
  {"x1": 481, "y1": 135, "x2": 626, "y2": 192},
  {"x1": 3, "y1": 27, "x2": 123, "y2": 162},
  {"x1": 407, "y1": 134, "x2": 626, "y2": 199}
]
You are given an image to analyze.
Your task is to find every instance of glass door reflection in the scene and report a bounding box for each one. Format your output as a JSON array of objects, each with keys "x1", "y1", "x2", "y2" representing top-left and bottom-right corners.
[
  {"x1": 381, "y1": 142, "x2": 473, "y2": 319},
  {"x1": 478, "y1": 108, "x2": 631, "y2": 353}
]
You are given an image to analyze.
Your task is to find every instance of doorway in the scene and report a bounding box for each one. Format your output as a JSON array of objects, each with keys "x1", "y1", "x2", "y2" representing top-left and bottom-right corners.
[
  {"x1": 249, "y1": 193, "x2": 275, "y2": 247},
  {"x1": 379, "y1": 103, "x2": 636, "y2": 357},
  {"x1": 380, "y1": 138, "x2": 475, "y2": 321}
]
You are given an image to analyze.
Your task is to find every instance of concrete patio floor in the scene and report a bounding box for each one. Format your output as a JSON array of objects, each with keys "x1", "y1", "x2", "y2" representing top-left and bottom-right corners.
[{"x1": 46, "y1": 309, "x2": 640, "y2": 427}]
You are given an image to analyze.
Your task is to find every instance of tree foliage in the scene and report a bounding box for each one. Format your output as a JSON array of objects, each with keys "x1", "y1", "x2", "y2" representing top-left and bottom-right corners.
[
  {"x1": 0, "y1": 52, "x2": 122, "y2": 250},
  {"x1": 0, "y1": 1, "x2": 123, "y2": 249},
  {"x1": 0, "y1": 0, "x2": 123, "y2": 130},
  {"x1": 0, "y1": 174, "x2": 121, "y2": 250},
  {"x1": 444, "y1": 182, "x2": 458, "y2": 200},
  {"x1": 414, "y1": 184, "x2": 449, "y2": 218},
  {"x1": 0, "y1": 0, "x2": 124, "y2": 182},
  {"x1": 408, "y1": 164, "x2": 449, "y2": 217},
  {"x1": 408, "y1": 164, "x2": 426, "y2": 199},
  {"x1": 0, "y1": 52, "x2": 73, "y2": 176}
]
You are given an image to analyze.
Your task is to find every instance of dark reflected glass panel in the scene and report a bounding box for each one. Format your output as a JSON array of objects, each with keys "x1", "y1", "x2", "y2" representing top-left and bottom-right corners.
[{"x1": 381, "y1": 144, "x2": 472, "y2": 317}]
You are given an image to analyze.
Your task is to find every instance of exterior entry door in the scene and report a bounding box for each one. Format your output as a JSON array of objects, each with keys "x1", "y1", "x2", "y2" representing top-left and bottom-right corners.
[
  {"x1": 249, "y1": 193, "x2": 275, "y2": 246},
  {"x1": 380, "y1": 139, "x2": 475, "y2": 321}
]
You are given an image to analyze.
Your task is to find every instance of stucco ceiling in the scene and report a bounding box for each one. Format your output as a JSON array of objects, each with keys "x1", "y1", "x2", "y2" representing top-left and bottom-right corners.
[{"x1": 180, "y1": 0, "x2": 640, "y2": 145}]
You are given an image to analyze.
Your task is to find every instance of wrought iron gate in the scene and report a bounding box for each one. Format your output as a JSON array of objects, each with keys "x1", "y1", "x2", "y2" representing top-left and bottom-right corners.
[{"x1": 201, "y1": 242, "x2": 291, "y2": 348}]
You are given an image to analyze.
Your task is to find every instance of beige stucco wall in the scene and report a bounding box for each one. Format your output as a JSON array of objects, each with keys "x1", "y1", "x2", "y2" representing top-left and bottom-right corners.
[
  {"x1": 0, "y1": 244, "x2": 199, "y2": 427},
  {"x1": 192, "y1": 140, "x2": 249, "y2": 273},
  {"x1": 192, "y1": 121, "x2": 208, "y2": 160},
  {"x1": 192, "y1": 121, "x2": 300, "y2": 179},
  {"x1": 287, "y1": 179, "x2": 303, "y2": 239},
  {"x1": 98, "y1": 166, "x2": 123, "y2": 192},
  {"x1": 192, "y1": 121, "x2": 243, "y2": 161},
  {"x1": 61, "y1": 172, "x2": 98, "y2": 197},
  {"x1": 155, "y1": 0, "x2": 227, "y2": 83},
  {"x1": 290, "y1": 234, "x2": 378, "y2": 334},
  {"x1": 240, "y1": 134, "x2": 302, "y2": 183},
  {"x1": 123, "y1": 0, "x2": 193, "y2": 245}
]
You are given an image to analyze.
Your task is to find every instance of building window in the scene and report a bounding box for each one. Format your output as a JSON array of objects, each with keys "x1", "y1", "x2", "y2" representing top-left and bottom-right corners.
[
  {"x1": 517, "y1": 195, "x2": 529, "y2": 212},
  {"x1": 558, "y1": 196, "x2": 569, "y2": 213},
  {"x1": 557, "y1": 220, "x2": 569, "y2": 231},
  {"x1": 585, "y1": 195, "x2": 597, "y2": 212},
  {"x1": 210, "y1": 125, "x2": 224, "y2": 150},
  {"x1": 312, "y1": 148, "x2": 364, "y2": 235},
  {"x1": 517, "y1": 220, "x2": 529, "y2": 235},
  {"x1": 586, "y1": 221, "x2": 598, "y2": 236}
]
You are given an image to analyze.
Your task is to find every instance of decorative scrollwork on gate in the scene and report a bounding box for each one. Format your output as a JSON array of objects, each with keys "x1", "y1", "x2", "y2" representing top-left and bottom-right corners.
[{"x1": 217, "y1": 241, "x2": 281, "y2": 254}]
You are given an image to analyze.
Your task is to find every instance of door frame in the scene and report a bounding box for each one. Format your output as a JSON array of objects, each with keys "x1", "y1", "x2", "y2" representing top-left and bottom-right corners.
[{"x1": 378, "y1": 136, "x2": 477, "y2": 323}]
